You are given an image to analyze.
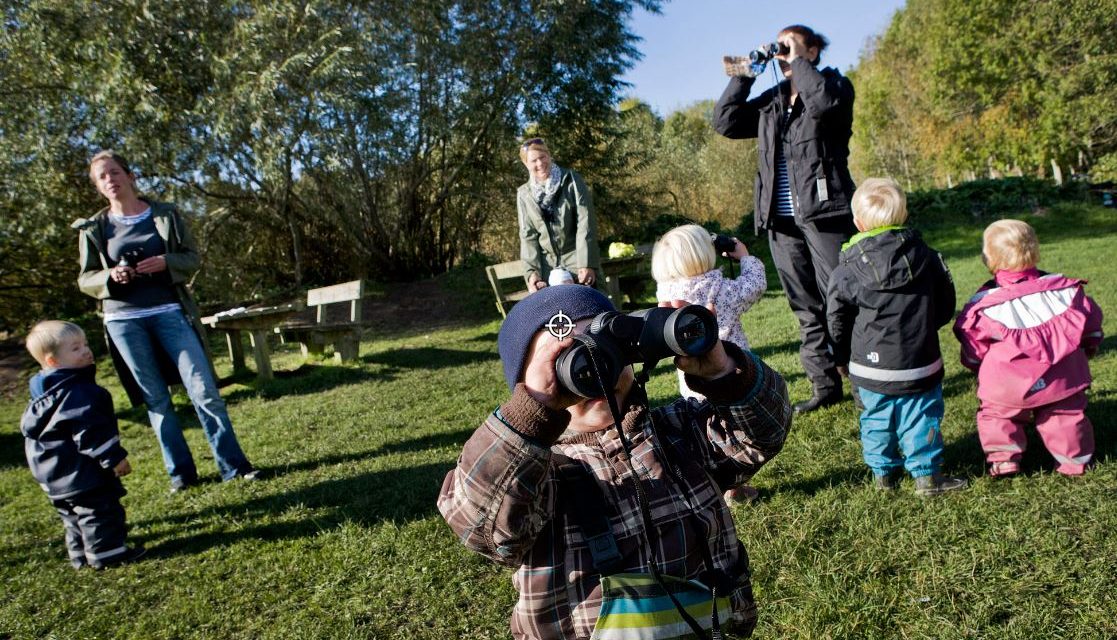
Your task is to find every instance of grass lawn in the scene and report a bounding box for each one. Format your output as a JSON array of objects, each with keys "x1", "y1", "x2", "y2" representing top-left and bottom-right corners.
[{"x1": 2, "y1": 202, "x2": 1116, "y2": 639}]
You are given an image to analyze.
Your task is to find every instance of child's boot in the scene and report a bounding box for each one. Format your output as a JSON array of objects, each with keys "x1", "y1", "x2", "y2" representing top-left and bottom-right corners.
[
  {"x1": 914, "y1": 474, "x2": 967, "y2": 497},
  {"x1": 989, "y1": 461, "x2": 1021, "y2": 478}
]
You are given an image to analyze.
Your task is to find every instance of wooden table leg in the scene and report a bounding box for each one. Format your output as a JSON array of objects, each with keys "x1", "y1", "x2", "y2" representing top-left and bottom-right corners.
[
  {"x1": 226, "y1": 330, "x2": 248, "y2": 375},
  {"x1": 248, "y1": 330, "x2": 274, "y2": 381}
]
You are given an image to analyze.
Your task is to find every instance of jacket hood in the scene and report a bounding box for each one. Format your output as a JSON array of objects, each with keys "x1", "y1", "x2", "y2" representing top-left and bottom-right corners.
[
  {"x1": 22, "y1": 365, "x2": 97, "y2": 438},
  {"x1": 840, "y1": 227, "x2": 938, "y2": 292}
]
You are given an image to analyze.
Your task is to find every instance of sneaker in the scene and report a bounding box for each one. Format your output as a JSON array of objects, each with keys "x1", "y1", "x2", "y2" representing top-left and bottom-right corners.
[
  {"x1": 724, "y1": 485, "x2": 760, "y2": 505},
  {"x1": 873, "y1": 473, "x2": 899, "y2": 491},
  {"x1": 793, "y1": 391, "x2": 842, "y2": 415},
  {"x1": 989, "y1": 461, "x2": 1021, "y2": 478},
  {"x1": 169, "y1": 477, "x2": 199, "y2": 494},
  {"x1": 91, "y1": 546, "x2": 147, "y2": 570},
  {"x1": 914, "y1": 474, "x2": 968, "y2": 497},
  {"x1": 233, "y1": 467, "x2": 263, "y2": 482}
]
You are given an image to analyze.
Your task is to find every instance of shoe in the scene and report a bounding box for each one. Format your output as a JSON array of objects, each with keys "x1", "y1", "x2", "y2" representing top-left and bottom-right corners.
[
  {"x1": 914, "y1": 474, "x2": 968, "y2": 497},
  {"x1": 91, "y1": 546, "x2": 147, "y2": 570},
  {"x1": 232, "y1": 467, "x2": 263, "y2": 482},
  {"x1": 793, "y1": 392, "x2": 842, "y2": 415},
  {"x1": 724, "y1": 485, "x2": 760, "y2": 505},
  {"x1": 989, "y1": 461, "x2": 1021, "y2": 477},
  {"x1": 873, "y1": 473, "x2": 899, "y2": 490},
  {"x1": 169, "y1": 477, "x2": 198, "y2": 494}
]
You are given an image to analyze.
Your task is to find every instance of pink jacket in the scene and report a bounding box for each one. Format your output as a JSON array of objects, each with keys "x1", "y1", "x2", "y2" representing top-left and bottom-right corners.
[{"x1": 954, "y1": 269, "x2": 1103, "y2": 408}]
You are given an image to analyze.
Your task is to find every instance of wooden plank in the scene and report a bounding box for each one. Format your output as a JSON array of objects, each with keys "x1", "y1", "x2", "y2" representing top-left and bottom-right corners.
[
  {"x1": 225, "y1": 330, "x2": 247, "y2": 375},
  {"x1": 248, "y1": 330, "x2": 273, "y2": 381},
  {"x1": 307, "y1": 280, "x2": 365, "y2": 306}
]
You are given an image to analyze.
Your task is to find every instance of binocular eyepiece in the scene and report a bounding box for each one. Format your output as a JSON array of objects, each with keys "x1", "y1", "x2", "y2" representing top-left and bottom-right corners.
[
  {"x1": 554, "y1": 305, "x2": 719, "y2": 398},
  {"x1": 748, "y1": 42, "x2": 790, "y2": 64}
]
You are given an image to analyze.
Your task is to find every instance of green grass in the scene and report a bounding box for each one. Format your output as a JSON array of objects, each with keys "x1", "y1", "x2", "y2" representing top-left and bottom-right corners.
[{"x1": 2, "y1": 204, "x2": 1117, "y2": 639}]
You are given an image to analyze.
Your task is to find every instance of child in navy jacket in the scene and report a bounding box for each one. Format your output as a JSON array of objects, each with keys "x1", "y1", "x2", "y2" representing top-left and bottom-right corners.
[{"x1": 21, "y1": 321, "x2": 144, "y2": 569}]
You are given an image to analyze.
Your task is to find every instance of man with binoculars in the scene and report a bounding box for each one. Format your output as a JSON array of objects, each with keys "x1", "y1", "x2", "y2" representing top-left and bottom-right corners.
[
  {"x1": 438, "y1": 285, "x2": 792, "y2": 639},
  {"x1": 715, "y1": 24, "x2": 858, "y2": 414}
]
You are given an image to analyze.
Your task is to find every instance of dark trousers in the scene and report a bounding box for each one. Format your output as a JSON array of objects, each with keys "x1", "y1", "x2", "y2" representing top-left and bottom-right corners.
[
  {"x1": 767, "y1": 214, "x2": 855, "y2": 396},
  {"x1": 51, "y1": 483, "x2": 128, "y2": 568}
]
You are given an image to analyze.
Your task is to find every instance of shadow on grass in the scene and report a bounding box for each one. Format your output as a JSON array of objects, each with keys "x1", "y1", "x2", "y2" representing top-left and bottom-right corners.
[
  {"x1": 749, "y1": 340, "x2": 800, "y2": 362},
  {"x1": 222, "y1": 363, "x2": 393, "y2": 404},
  {"x1": 0, "y1": 430, "x2": 25, "y2": 470},
  {"x1": 141, "y1": 460, "x2": 453, "y2": 559},
  {"x1": 361, "y1": 346, "x2": 498, "y2": 370},
  {"x1": 765, "y1": 463, "x2": 868, "y2": 497}
]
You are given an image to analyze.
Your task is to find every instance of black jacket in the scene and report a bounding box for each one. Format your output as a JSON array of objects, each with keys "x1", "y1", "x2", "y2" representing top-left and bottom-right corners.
[
  {"x1": 21, "y1": 366, "x2": 127, "y2": 499},
  {"x1": 713, "y1": 58, "x2": 856, "y2": 232},
  {"x1": 826, "y1": 228, "x2": 956, "y2": 395}
]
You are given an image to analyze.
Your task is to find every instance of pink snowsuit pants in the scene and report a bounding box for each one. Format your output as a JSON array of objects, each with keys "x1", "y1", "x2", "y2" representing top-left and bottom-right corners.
[{"x1": 977, "y1": 390, "x2": 1094, "y2": 476}]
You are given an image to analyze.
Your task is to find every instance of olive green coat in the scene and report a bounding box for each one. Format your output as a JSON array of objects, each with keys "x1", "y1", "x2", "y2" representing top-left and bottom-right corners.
[
  {"x1": 73, "y1": 200, "x2": 217, "y2": 407},
  {"x1": 516, "y1": 169, "x2": 601, "y2": 282}
]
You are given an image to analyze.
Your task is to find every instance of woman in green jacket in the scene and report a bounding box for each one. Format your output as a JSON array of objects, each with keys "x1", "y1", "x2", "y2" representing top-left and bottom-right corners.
[
  {"x1": 517, "y1": 139, "x2": 602, "y2": 290},
  {"x1": 76, "y1": 150, "x2": 258, "y2": 493}
]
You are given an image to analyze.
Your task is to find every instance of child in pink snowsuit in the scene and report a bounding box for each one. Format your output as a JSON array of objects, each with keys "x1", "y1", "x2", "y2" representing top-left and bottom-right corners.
[{"x1": 954, "y1": 220, "x2": 1103, "y2": 477}]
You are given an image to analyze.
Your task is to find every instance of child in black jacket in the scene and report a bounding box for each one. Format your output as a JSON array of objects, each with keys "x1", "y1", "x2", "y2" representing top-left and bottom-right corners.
[
  {"x1": 826, "y1": 179, "x2": 967, "y2": 497},
  {"x1": 21, "y1": 320, "x2": 144, "y2": 569}
]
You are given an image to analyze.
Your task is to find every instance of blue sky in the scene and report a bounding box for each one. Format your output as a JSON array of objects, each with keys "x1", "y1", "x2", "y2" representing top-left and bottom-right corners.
[{"x1": 620, "y1": 0, "x2": 907, "y2": 116}]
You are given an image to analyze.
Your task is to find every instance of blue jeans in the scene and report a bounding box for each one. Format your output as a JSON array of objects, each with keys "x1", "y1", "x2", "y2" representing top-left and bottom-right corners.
[
  {"x1": 857, "y1": 384, "x2": 944, "y2": 479},
  {"x1": 105, "y1": 310, "x2": 251, "y2": 483}
]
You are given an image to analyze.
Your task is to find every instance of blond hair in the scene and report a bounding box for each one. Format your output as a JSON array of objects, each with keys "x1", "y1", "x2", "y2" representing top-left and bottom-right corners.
[
  {"x1": 25, "y1": 321, "x2": 85, "y2": 368},
  {"x1": 983, "y1": 219, "x2": 1039, "y2": 272},
  {"x1": 852, "y1": 177, "x2": 908, "y2": 230},
  {"x1": 88, "y1": 149, "x2": 133, "y2": 181},
  {"x1": 518, "y1": 138, "x2": 551, "y2": 164},
  {"x1": 652, "y1": 224, "x2": 716, "y2": 283}
]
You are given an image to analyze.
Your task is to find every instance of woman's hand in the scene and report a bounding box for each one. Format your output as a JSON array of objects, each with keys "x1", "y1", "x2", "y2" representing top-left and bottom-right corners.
[
  {"x1": 658, "y1": 300, "x2": 735, "y2": 380},
  {"x1": 577, "y1": 267, "x2": 596, "y2": 287},
  {"x1": 522, "y1": 331, "x2": 580, "y2": 410},
  {"x1": 110, "y1": 265, "x2": 136, "y2": 284},
  {"x1": 136, "y1": 255, "x2": 167, "y2": 274},
  {"x1": 778, "y1": 31, "x2": 807, "y2": 63}
]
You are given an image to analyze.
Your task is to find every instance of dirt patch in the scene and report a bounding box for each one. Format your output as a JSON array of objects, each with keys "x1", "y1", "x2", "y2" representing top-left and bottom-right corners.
[{"x1": 0, "y1": 340, "x2": 33, "y2": 401}]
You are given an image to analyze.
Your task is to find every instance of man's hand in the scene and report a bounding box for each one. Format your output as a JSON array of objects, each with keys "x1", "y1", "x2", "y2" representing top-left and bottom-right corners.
[
  {"x1": 522, "y1": 332, "x2": 580, "y2": 410},
  {"x1": 528, "y1": 274, "x2": 547, "y2": 291},
  {"x1": 837, "y1": 365, "x2": 849, "y2": 378},
  {"x1": 113, "y1": 459, "x2": 132, "y2": 477}
]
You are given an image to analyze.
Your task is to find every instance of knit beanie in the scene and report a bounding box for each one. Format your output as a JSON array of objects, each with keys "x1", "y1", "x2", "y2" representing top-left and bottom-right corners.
[{"x1": 497, "y1": 285, "x2": 615, "y2": 390}]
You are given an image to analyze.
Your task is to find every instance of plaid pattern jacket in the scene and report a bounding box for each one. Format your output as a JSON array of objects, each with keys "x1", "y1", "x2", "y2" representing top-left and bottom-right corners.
[{"x1": 438, "y1": 344, "x2": 791, "y2": 639}]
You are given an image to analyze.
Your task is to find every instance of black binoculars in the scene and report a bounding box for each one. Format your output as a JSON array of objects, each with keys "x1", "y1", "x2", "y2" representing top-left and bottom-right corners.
[
  {"x1": 748, "y1": 42, "x2": 790, "y2": 64},
  {"x1": 554, "y1": 305, "x2": 719, "y2": 398},
  {"x1": 712, "y1": 234, "x2": 736, "y2": 255}
]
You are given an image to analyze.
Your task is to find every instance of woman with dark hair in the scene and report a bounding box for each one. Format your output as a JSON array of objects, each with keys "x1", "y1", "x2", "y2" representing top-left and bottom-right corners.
[
  {"x1": 714, "y1": 24, "x2": 858, "y2": 414},
  {"x1": 516, "y1": 138, "x2": 601, "y2": 291},
  {"x1": 75, "y1": 151, "x2": 259, "y2": 492}
]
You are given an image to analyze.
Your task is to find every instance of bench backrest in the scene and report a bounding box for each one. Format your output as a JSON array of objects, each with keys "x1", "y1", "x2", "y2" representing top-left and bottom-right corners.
[
  {"x1": 485, "y1": 260, "x2": 529, "y2": 318},
  {"x1": 307, "y1": 279, "x2": 366, "y2": 323}
]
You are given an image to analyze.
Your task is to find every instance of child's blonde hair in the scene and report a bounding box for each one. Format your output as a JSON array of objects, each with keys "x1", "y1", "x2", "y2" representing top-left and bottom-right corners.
[
  {"x1": 983, "y1": 219, "x2": 1039, "y2": 272},
  {"x1": 652, "y1": 224, "x2": 716, "y2": 282},
  {"x1": 25, "y1": 321, "x2": 85, "y2": 368},
  {"x1": 852, "y1": 177, "x2": 908, "y2": 230}
]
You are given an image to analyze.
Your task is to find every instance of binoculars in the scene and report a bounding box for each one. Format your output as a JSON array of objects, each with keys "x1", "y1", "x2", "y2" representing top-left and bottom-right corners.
[
  {"x1": 749, "y1": 42, "x2": 790, "y2": 64},
  {"x1": 555, "y1": 305, "x2": 719, "y2": 398}
]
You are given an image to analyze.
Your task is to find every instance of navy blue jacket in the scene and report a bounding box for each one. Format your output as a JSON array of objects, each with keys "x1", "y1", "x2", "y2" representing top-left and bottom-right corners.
[
  {"x1": 826, "y1": 228, "x2": 956, "y2": 395},
  {"x1": 21, "y1": 366, "x2": 127, "y2": 499}
]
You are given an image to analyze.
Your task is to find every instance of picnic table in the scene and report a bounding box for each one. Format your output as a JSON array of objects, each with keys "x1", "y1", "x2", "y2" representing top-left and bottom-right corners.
[{"x1": 201, "y1": 302, "x2": 304, "y2": 381}]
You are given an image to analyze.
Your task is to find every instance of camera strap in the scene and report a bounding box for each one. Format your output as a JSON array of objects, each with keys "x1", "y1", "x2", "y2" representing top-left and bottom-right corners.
[{"x1": 580, "y1": 342, "x2": 719, "y2": 640}]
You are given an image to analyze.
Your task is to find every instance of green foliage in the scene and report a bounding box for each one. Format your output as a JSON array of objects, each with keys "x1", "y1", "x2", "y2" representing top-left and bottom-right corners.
[
  {"x1": 0, "y1": 0, "x2": 662, "y2": 332},
  {"x1": 2, "y1": 196, "x2": 1116, "y2": 638},
  {"x1": 850, "y1": 0, "x2": 1117, "y2": 188}
]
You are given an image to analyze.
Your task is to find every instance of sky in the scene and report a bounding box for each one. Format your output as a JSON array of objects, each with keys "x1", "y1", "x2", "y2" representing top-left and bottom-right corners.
[{"x1": 620, "y1": 0, "x2": 908, "y2": 116}]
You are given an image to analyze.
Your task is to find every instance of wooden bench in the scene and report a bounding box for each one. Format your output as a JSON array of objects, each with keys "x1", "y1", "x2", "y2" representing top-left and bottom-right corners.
[
  {"x1": 486, "y1": 260, "x2": 531, "y2": 318},
  {"x1": 276, "y1": 280, "x2": 369, "y2": 362}
]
